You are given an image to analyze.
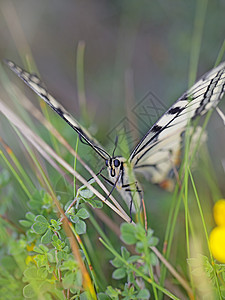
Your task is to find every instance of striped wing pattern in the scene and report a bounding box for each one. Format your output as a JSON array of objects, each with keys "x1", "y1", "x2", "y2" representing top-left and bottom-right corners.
[
  {"x1": 4, "y1": 59, "x2": 225, "y2": 207},
  {"x1": 5, "y1": 60, "x2": 109, "y2": 160},
  {"x1": 130, "y1": 62, "x2": 225, "y2": 184}
]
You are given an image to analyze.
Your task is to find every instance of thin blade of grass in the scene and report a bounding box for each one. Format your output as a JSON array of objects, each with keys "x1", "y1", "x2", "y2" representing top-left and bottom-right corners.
[
  {"x1": 0, "y1": 137, "x2": 35, "y2": 190},
  {"x1": 188, "y1": 167, "x2": 222, "y2": 298},
  {"x1": 0, "y1": 149, "x2": 32, "y2": 199},
  {"x1": 0, "y1": 98, "x2": 131, "y2": 223}
]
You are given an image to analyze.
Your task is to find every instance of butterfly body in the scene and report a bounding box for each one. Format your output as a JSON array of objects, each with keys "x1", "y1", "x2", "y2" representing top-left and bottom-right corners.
[
  {"x1": 4, "y1": 59, "x2": 225, "y2": 212},
  {"x1": 105, "y1": 156, "x2": 141, "y2": 211}
]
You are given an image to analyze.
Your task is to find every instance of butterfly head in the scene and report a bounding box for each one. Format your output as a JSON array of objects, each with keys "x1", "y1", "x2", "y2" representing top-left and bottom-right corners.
[{"x1": 105, "y1": 156, "x2": 125, "y2": 178}]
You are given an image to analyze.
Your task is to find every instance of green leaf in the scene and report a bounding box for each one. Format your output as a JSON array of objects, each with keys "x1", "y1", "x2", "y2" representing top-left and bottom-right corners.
[
  {"x1": 121, "y1": 247, "x2": 130, "y2": 260},
  {"x1": 76, "y1": 208, "x2": 90, "y2": 219},
  {"x1": 75, "y1": 220, "x2": 86, "y2": 235},
  {"x1": 32, "y1": 215, "x2": 49, "y2": 234},
  {"x1": 33, "y1": 246, "x2": 44, "y2": 254},
  {"x1": 23, "y1": 283, "x2": 36, "y2": 298},
  {"x1": 106, "y1": 286, "x2": 121, "y2": 298},
  {"x1": 127, "y1": 255, "x2": 140, "y2": 264},
  {"x1": 70, "y1": 215, "x2": 79, "y2": 223},
  {"x1": 26, "y1": 212, "x2": 36, "y2": 221},
  {"x1": 50, "y1": 219, "x2": 61, "y2": 231},
  {"x1": 79, "y1": 188, "x2": 94, "y2": 199},
  {"x1": 97, "y1": 293, "x2": 111, "y2": 300},
  {"x1": 52, "y1": 237, "x2": 65, "y2": 251},
  {"x1": 121, "y1": 284, "x2": 136, "y2": 298},
  {"x1": 136, "y1": 289, "x2": 150, "y2": 299},
  {"x1": 134, "y1": 224, "x2": 146, "y2": 240},
  {"x1": 35, "y1": 244, "x2": 49, "y2": 253},
  {"x1": 110, "y1": 257, "x2": 123, "y2": 268},
  {"x1": 41, "y1": 228, "x2": 52, "y2": 244},
  {"x1": 32, "y1": 222, "x2": 48, "y2": 234},
  {"x1": 34, "y1": 254, "x2": 48, "y2": 268},
  {"x1": 120, "y1": 223, "x2": 137, "y2": 245},
  {"x1": 19, "y1": 220, "x2": 32, "y2": 227},
  {"x1": 112, "y1": 268, "x2": 126, "y2": 280},
  {"x1": 35, "y1": 215, "x2": 49, "y2": 224},
  {"x1": 84, "y1": 198, "x2": 103, "y2": 208}
]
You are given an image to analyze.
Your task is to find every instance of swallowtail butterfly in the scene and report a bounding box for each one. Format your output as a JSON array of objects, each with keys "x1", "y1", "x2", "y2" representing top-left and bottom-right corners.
[{"x1": 5, "y1": 60, "x2": 225, "y2": 212}]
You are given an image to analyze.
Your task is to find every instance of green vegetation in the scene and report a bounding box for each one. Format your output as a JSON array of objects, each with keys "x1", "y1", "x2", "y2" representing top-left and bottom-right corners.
[{"x1": 1, "y1": 1, "x2": 225, "y2": 299}]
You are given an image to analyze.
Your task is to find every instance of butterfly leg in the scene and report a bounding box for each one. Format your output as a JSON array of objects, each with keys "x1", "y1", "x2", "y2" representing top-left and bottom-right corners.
[
  {"x1": 100, "y1": 173, "x2": 114, "y2": 185},
  {"x1": 122, "y1": 181, "x2": 142, "y2": 193},
  {"x1": 87, "y1": 166, "x2": 106, "y2": 182},
  {"x1": 100, "y1": 174, "x2": 121, "y2": 201}
]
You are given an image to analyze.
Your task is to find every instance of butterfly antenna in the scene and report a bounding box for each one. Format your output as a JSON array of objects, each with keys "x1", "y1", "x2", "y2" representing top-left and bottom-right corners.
[{"x1": 112, "y1": 135, "x2": 118, "y2": 158}]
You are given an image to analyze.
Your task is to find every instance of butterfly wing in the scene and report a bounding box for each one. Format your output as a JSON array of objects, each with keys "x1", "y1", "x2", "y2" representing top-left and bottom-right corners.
[
  {"x1": 130, "y1": 62, "x2": 225, "y2": 186},
  {"x1": 5, "y1": 60, "x2": 109, "y2": 160}
]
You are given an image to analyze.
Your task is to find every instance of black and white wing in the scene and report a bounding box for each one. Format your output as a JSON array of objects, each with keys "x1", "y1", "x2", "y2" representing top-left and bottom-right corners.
[
  {"x1": 130, "y1": 62, "x2": 225, "y2": 186},
  {"x1": 5, "y1": 60, "x2": 110, "y2": 160}
]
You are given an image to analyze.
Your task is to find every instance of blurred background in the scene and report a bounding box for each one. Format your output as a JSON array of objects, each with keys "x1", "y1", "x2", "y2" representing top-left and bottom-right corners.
[
  {"x1": 0, "y1": 0, "x2": 225, "y2": 233},
  {"x1": 1, "y1": 1, "x2": 224, "y2": 116}
]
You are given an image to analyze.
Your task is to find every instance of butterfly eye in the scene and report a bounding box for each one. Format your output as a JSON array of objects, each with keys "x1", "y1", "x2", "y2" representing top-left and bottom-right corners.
[
  {"x1": 114, "y1": 159, "x2": 120, "y2": 167},
  {"x1": 105, "y1": 159, "x2": 109, "y2": 167}
]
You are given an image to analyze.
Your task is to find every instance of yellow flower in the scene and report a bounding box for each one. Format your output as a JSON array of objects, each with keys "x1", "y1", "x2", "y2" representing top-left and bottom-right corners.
[
  {"x1": 209, "y1": 200, "x2": 225, "y2": 262},
  {"x1": 25, "y1": 255, "x2": 37, "y2": 265},
  {"x1": 213, "y1": 200, "x2": 225, "y2": 226},
  {"x1": 26, "y1": 243, "x2": 37, "y2": 265},
  {"x1": 27, "y1": 243, "x2": 35, "y2": 251},
  {"x1": 209, "y1": 226, "x2": 225, "y2": 263}
]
